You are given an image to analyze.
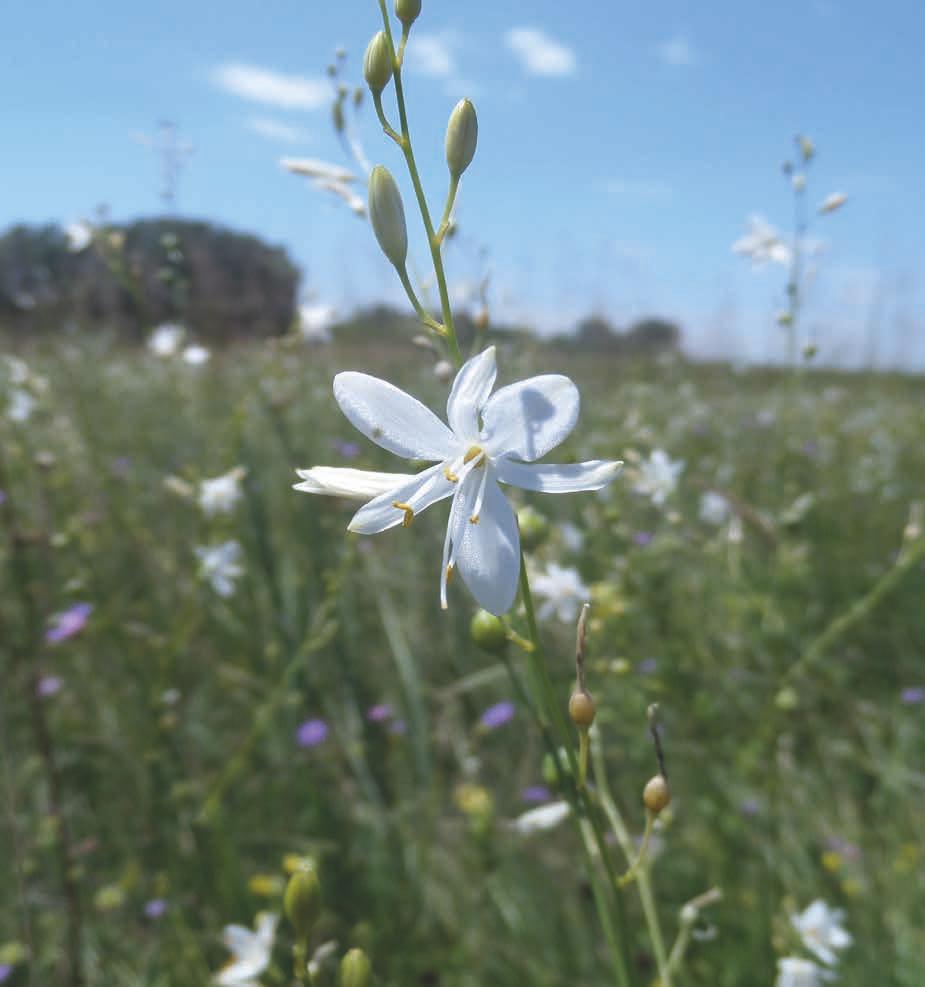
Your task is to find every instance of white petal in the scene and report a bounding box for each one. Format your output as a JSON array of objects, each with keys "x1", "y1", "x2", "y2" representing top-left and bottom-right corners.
[
  {"x1": 347, "y1": 465, "x2": 453, "y2": 534},
  {"x1": 334, "y1": 372, "x2": 456, "y2": 461},
  {"x1": 481, "y1": 375, "x2": 579, "y2": 462},
  {"x1": 255, "y1": 912, "x2": 278, "y2": 950},
  {"x1": 446, "y1": 346, "x2": 497, "y2": 441},
  {"x1": 495, "y1": 459, "x2": 622, "y2": 493},
  {"x1": 453, "y1": 474, "x2": 520, "y2": 615},
  {"x1": 294, "y1": 467, "x2": 417, "y2": 500},
  {"x1": 222, "y1": 926, "x2": 256, "y2": 956},
  {"x1": 512, "y1": 801, "x2": 571, "y2": 834}
]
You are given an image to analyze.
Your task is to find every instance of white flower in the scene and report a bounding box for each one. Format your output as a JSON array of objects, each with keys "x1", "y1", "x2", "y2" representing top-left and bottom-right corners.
[
  {"x1": 7, "y1": 388, "x2": 36, "y2": 423},
  {"x1": 5, "y1": 356, "x2": 31, "y2": 386},
  {"x1": 198, "y1": 467, "x2": 246, "y2": 517},
  {"x1": 531, "y1": 562, "x2": 589, "y2": 623},
  {"x1": 776, "y1": 956, "x2": 835, "y2": 987},
  {"x1": 196, "y1": 541, "x2": 244, "y2": 598},
  {"x1": 433, "y1": 360, "x2": 454, "y2": 383},
  {"x1": 148, "y1": 323, "x2": 185, "y2": 357},
  {"x1": 307, "y1": 941, "x2": 339, "y2": 980},
  {"x1": 182, "y1": 344, "x2": 211, "y2": 366},
  {"x1": 635, "y1": 449, "x2": 684, "y2": 506},
  {"x1": 314, "y1": 177, "x2": 367, "y2": 216},
  {"x1": 65, "y1": 219, "x2": 94, "y2": 253},
  {"x1": 511, "y1": 800, "x2": 571, "y2": 834},
  {"x1": 281, "y1": 157, "x2": 356, "y2": 184},
  {"x1": 215, "y1": 912, "x2": 277, "y2": 986},
  {"x1": 699, "y1": 491, "x2": 730, "y2": 526},
  {"x1": 298, "y1": 304, "x2": 336, "y2": 342},
  {"x1": 732, "y1": 215, "x2": 792, "y2": 267},
  {"x1": 293, "y1": 346, "x2": 621, "y2": 615},
  {"x1": 818, "y1": 192, "x2": 847, "y2": 215},
  {"x1": 791, "y1": 900, "x2": 852, "y2": 966}
]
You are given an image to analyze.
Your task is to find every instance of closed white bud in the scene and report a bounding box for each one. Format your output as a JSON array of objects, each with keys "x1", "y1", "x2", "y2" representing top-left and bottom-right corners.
[
  {"x1": 395, "y1": 0, "x2": 422, "y2": 28},
  {"x1": 368, "y1": 166, "x2": 408, "y2": 268},
  {"x1": 363, "y1": 32, "x2": 393, "y2": 94},
  {"x1": 445, "y1": 99, "x2": 478, "y2": 179},
  {"x1": 818, "y1": 192, "x2": 847, "y2": 215}
]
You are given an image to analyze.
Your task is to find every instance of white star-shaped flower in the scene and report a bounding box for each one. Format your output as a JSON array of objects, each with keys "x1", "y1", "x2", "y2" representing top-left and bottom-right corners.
[
  {"x1": 195, "y1": 541, "x2": 244, "y2": 598},
  {"x1": 215, "y1": 912, "x2": 277, "y2": 986},
  {"x1": 531, "y1": 562, "x2": 589, "y2": 623},
  {"x1": 635, "y1": 449, "x2": 684, "y2": 506},
  {"x1": 294, "y1": 346, "x2": 621, "y2": 615},
  {"x1": 790, "y1": 900, "x2": 852, "y2": 967},
  {"x1": 775, "y1": 955, "x2": 835, "y2": 987},
  {"x1": 732, "y1": 215, "x2": 792, "y2": 267},
  {"x1": 198, "y1": 467, "x2": 246, "y2": 517}
]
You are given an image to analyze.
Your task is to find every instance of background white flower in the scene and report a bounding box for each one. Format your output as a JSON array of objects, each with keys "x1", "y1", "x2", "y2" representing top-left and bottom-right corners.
[
  {"x1": 195, "y1": 541, "x2": 244, "y2": 597},
  {"x1": 198, "y1": 467, "x2": 246, "y2": 517},
  {"x1": 531, "y1": 562, "x2": 589, "y2": 623},
  {"x1": 7, "y1": 389, "x2": 36, "y2": 423},
  {"x1": 216, "y1": 912, "x2": 277, "y2": 986},
  {"x1": 298, "y1": 303, "x2": 337, "y2": 342},
  {"x1": 635, "y1": 449, "x2": 684, "y2": 505},
  {"x1": 699, "y1": 491, "x2": 730, "y2": 526},
  {"x1": 294, "y1": 346, "x2": 621, "y2": 615},
  {"x1": 511, "y1": 801, "x2": 570, "y2": 835},
  {"x1": 732, "y1": 215, "x2": 792, "y2": 267},
  {"x1": 776, "y1": 955, "x2": 835, "y2": 987},
  {"x1": 182, "y1": 344, "x2": 211, "y2": 366},
  {"x1": 148, "y1": 323, "x2": 186, "y2": 358},
  {"x1": 791, "y1": 900, "x2": 852, "y2": 966}
]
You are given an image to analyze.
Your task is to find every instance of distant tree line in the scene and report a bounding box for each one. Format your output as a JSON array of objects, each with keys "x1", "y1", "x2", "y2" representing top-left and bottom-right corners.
[
  {"x1": 0, "y1": 219, "x2": 300, "y2": 340},
  {"x1": 555, "y1": 314, "x2": 682, "y2": 355}
]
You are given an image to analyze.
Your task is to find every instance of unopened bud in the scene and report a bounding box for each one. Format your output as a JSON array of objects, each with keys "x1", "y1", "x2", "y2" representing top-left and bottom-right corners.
[
  {"x1": 368, "y1": 166, "x2": 408, "y2": 268},
  {"x1": 470, "y1": 609, "x2": 507, "y2": 654},
  {"x1": 363, "y1": 32, "x2": 393, "y2": 94},
  {"x1": 284, "y1": 865, "x2": 322, "y2": 940},
  {"x1": 433, "y1": 359, "x2": 454, "y2": 383},
  {"x1": 395, "y1": 0, "x2": 422, "y2": 28},
  {"x1": 798, "y1": 134, "x2": 815, "y2": 162},
  {"x1": 792, "y1": 174, "x2": 806, "y2": 193},
  {"x1": 643, "y1": 774, "x2": 671, "y2": 815},
  {"x1": 802, "y1": 343, "x2": 818, "y2": 360},
  {"x1": 568, "y1": 689, "x2": 596, "y2": 729},
  {"x1": 340, "y1": 947, "x2": 372, "y2": 987},
  {"x1": 445, "y1": 99, "x2": 478, "y2": 180},
  {"x1": 332, "y1": 100, "x2": 345, "y2": 134},
  {"x1": 517, "y1": 505, "x2": 549, "y2": 550},
  {"x1": 818, "y1": 192, "x2": 847, "y2": 215}
]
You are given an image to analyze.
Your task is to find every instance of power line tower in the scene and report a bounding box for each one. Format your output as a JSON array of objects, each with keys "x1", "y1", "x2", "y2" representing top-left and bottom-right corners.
[{"x1": 132, "y1": 120, "x2": 196, "y2": 211}]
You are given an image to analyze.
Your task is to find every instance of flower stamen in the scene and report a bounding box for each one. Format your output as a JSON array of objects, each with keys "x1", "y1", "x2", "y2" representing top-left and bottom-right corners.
[{"x1": 392, "y1": 501, "x2": 415, "y2": 527}]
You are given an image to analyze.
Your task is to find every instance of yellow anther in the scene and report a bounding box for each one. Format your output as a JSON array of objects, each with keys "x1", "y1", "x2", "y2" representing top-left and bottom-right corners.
[
  {"x1": 445, "y1": 562, "x2": 456, "y2": 585},
  {"x1": 443, "y1": 466, "x2": 459, "y2": 483},
  {"x1": 469, "y1": 514, "x2": 480, "y2": 524},
  {"x1": 463, "y1": 445, "x2": 485, "y2": 466},
  {"x1": 392, "y1": 501, "x2": 415, "y2": 527}
]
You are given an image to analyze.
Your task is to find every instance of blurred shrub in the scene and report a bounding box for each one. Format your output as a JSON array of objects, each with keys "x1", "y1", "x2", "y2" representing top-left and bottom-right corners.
[{"x1": 0, "y1": 218, "x2": 300, "y2": 340}]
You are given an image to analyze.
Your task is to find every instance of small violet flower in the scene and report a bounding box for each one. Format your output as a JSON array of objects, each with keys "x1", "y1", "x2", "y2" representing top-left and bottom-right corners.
[
  {"x1": 480, "y1": 700, "x2": 515, "y2": 730},
  {"x1": 521, "y1": 785, "x2": 552, "y2": 803},
  {"x1": 145, "y1": 898, "x2": 168, "y2": 920},
  {"x1": 900, "y1": 686, "x2": 925, "y2": 705},
  {"x1": 294, "y1": 346, "x2": 622, "y2": 614},
  {"x1": 296, "y1": 718, "x2": 329, "y2": 748},
  {"x1": 46, "y1": 603, "x2": 92, "y2": 644},
  {"x1": 366, "y1": 703, "x2": 394, "y2": 722},
  {"x1": 37, "y1": 675, "x2": 62, "y2": 698}
]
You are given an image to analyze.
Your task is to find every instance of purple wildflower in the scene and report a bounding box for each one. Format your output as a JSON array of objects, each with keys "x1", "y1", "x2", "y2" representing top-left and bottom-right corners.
[
  {"x1": 0, "y1": 490, "x2": 6, "y2": 505},
  {"x1": 144, "y1": 898, "x2": 168, "y2": 919},
  {"x1": 366, "y1": 703, "x2": 394, "y2": 723},
  {"x1": 633, "y1": 531, "x2": 653, "y2": 547},
  {"x1": 46, "y1": 602, "x2": 92, "y2": 644},
  {"x1": 332, "y1": 439, "x2": 361, "y2": 459},
  {"x1": 637, "y1": 658, "x2": 658, "y2": 676},
  {"x1": 521, "y1": 785, "x2": 552, "y2": 804},
  {"x1": 480, "y1": 701, "x2": 515, "y2": 730},
  {"x1": 901, "y1": 686, "x2": 925, "y2": 705},
  {"x1": 740, "y1": 798, "x2": 761, "y2": 817},
  {"x1": 296, "y1": 718, "x2": 329, "y2": 748},
  {"x1": 0, "y1": 964, "x2": 12, "y2": 983},
  {"x1": 37, "y1": 675, "x2": 62, "y2": 698}
]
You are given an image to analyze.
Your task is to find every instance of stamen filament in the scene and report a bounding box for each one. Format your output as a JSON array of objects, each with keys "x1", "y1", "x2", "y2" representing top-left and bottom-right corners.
[{"x1": 469, "y1": 465, "x2": 489, "y2": 524}]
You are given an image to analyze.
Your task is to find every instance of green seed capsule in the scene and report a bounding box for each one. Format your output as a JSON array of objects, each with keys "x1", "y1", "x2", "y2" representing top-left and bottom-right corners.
[
  {"x1": 340, "y1": 948, "x2": 372, "y2": 987},
  {"x1": 368, "y1": 166, "x2": 408, "y2": 269},
  {"x1": 363, "y1": 31, "x2": 393, "y2": 94},
  {"x1": 284, "y1": 865, "x2": 322, "y2": 940},
  {"x1": 395, "y1": 0, "x2": 422, "y2": 28},
  {"x1": 445, "y1": 98, "x2": 478, "y2": 179},
  {"x1": 470, "y1": 609, "x2": 507, "y2": 654}
]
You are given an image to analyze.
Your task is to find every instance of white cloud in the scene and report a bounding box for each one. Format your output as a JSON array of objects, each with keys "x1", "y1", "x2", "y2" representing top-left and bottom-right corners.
[
  {"x1": 654, "y1": 35, "x2": 698, "y2": 67},
  {"x1": 247, "y1": 117, "x2": 312, "y2": 143},
  {"x1": 505, "y1": 27, "x2": 576, "y2": 77},
  {"x1": 211, "y1": 63, "x2": 328, "y2": 109},
  {"x1": 606, "y1": 178, "x2": 674, "y2": 204},
  {"x1": 406, "y1": 32, "x2": 456, "y2": 77}
]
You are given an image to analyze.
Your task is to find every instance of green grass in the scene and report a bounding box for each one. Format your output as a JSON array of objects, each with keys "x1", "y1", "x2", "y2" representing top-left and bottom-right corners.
[{"x1": 2, "y1": 335, "x2": 924, "y2": 986}]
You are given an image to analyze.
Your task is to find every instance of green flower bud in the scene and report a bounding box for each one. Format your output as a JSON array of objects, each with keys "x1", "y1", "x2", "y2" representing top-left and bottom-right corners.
[
  {"x1": 395, "y1": 0, "x2": 422, "y2": 28},
  {"x1": 284, "y1": 865, "x2": 322, "y2": 940},
  {"x1": 363, "y1": 32, "x2": 393, "y2": 94},
  {"x1": 516, "y1": 505, "x2": 549, "y2": 551},
  {"x1": 340, "y1": 947, "x2": 372, "y2": 987},
  {"x1": 470, "y1": 609, "x2": 507, "y2": 654},
  {"x1": 332, "y1": 100, "x2": 345, "y2": 134},
  {"x1": 368, "y1": 166, "x2": 408, "y2": 268},
  {"x1": 445, "y1": 98, "x2": 478, "y2": 180}
]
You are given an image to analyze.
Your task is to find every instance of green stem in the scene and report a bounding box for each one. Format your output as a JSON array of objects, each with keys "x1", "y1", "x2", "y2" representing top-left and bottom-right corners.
[
  {"x1": 377, "y1": 0, "x2": 463, "y2": 367},
  {"x1": 591, "y1": 728, "x2": 670, "y2": 987},
  {"x1": 396, "y1": 265, "x2": 446, "y2": 336},
  {"x1": 517, "y1": 552, "x2": 633, "y2": 987},
  {"x1": 435, "y1": 174, "x2": 460, "y2": 245}
]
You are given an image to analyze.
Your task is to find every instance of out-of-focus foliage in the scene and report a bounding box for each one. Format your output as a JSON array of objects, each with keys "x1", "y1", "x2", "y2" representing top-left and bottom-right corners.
[{"x1": 0, "y1": 219, "x2": 300, "y2": 340}]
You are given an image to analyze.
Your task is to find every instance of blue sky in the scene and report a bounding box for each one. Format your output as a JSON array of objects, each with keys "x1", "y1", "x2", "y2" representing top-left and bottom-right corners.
[{"x1": 4, "y1": 0, "x2": 924, "y2": 365}]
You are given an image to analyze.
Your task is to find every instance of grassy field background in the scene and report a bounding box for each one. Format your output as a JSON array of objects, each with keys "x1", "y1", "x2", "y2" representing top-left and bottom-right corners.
[{"x1": 2, "y1": 334, "x2": 924, "y2": 986}]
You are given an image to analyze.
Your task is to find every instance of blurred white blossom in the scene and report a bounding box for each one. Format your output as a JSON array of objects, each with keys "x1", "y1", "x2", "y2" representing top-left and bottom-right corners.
[
  {"x1": 818, "y1": 192, "x2": 847, "y2": 215},
  {"x1": 699, "y1": 491, "x2": 730, "y2": 526},
  {"x1": 195, "y1": 541, "x2": 244, "y2": 598},
  {"x1": 65, "y1": 219, "x2": 94, "y2": 253},
  {"x1": 148, "y1": 323, "x2": 185, "y2": 358},
  {"x1": 298, "y1": 303, "x2": 336, "y2": 342},
  {"x1": 7, "y1": 389, "x2": 36, "y2": 423},
  {"x1": 531, "y1": 562, "x2": 589, "y2": 623},
  {"x1": 215, "y1": 912, "x2": 277, "y2": 986},
  {"x1": 182, "y1": 344, "x2": 211, "y2": 366},
  {"x1": 732, "y1": 215, "x2": 792, "y2": 267},
  {"x1": 775, "y1": 956, "x2": 835, "y2": 987},
  {"x1": 791, "y1": 900, "x2": 852, "y2": 966},
  {"x1": 635, "y1": 449, "x2": 684, "y2": 505},
  {"x1": 512, "y1": 801, "x2": 570, "y2": 835},
  {"x1": 198, "y1": 467, "x2": 246, "y2": 517}
]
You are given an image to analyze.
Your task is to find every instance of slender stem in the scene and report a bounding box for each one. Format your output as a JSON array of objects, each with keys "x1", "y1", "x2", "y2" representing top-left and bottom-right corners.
[
  {"x1": 517, "y1": 553, "x2": 633, "y2": 987},
  {"x1": 372, "y1": 91, "x2": 402, "y2": 145},
  {"x1": 591, "y1": 727, "x2": 670, "y2": 987},
  {"x1": 435, "y1": 174, "x2": 460, "y2": 245},
  {"x1": 396, "y1": 265, "x2": 446, "y2": 336},
  {"x1": 377, "y1": 0, "x2": 463, "y2": 367}
]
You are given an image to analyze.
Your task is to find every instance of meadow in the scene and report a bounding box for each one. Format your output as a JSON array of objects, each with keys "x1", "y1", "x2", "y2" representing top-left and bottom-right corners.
[{"x1": 2, "y1": 335, "x2": 924, "y2": 986}]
